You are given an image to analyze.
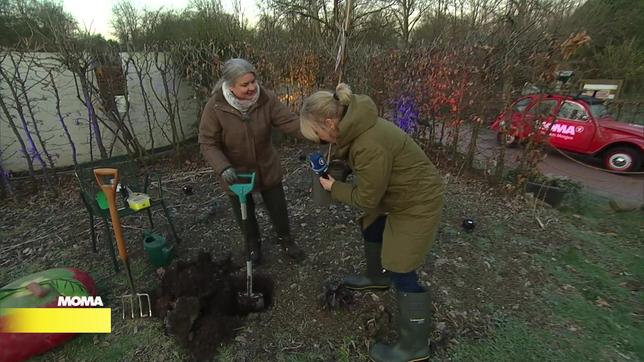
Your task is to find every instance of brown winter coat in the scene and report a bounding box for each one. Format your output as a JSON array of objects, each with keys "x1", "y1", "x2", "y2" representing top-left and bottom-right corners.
[
  {"x1": 330, "y1": 94, "x2": 445, "y2": 273},
  {"x1": 199, "y1": 88, "x2": 301, "y2": 192}
]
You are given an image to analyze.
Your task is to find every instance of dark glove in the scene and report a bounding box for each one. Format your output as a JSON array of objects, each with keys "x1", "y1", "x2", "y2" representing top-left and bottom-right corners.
[{"x1": 221, "y1": 167, "x2": 237, "y2": 184}]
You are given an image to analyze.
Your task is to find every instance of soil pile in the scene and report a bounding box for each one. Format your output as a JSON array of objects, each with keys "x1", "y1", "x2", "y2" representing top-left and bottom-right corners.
[{"x1": 152, "y1": 251, "x2": 273, "y2": 360}]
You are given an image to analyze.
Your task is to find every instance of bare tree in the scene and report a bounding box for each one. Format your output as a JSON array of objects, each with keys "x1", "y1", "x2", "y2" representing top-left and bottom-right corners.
[
  {"x1": 391, "y1": 0, "x2": 430, "y2": 47},
  {"x1": 46, "y1": 70, "x2": 78, "y2": 167},
  {"x1": 0, "y1": 156, "x2": 13, "y2": 196},
  {"x1": 111, "y1": 0, "x2": 142, "y2": 49},
  {"x1": 128, "y1": 49, "x2": 158, "y2": 151},
  {"x1": 231, "y1": 0, "x2": 248, "y2": 30},
  {"x1": 36, "y1": 9, "x2": 111, "y2": 160},
  {"x1": 0, "y1": 63, "x2": 36, "y2": 181},
  {"x1": 0, "y1": 58, "x2": 51, "y2": 185},
  {"x1": 6, "y1": 52, "x2": 57, "y2": 169},
  {"x1": 149, "y1": 48, "x2": 184, "y2": 155},
  {"x1": 268, "y1": 0, "x2": 394, "y2": 60}
]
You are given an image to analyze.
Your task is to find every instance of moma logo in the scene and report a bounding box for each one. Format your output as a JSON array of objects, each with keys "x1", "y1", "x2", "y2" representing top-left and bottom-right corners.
[
  {"x1": 57, "y1": 296, "x2": 104, "y2": 307},
  {"x1": 542, "y1": 122, "x2": 578, "y2": 136}
]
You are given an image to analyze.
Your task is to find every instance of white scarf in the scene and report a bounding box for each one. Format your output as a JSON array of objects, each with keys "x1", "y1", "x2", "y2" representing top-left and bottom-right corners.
[{"x1": 222, "y1": 81, "x2": 260, "y2": 114}]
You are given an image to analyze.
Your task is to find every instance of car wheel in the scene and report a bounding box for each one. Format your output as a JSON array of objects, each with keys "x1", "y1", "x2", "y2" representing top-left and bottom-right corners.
[
  {"x1": 496, "y1": 132, "x2": 518, "y2": 147},
  {"x1": 602, "y1": 147, "x2": 642, "y2": 172}
]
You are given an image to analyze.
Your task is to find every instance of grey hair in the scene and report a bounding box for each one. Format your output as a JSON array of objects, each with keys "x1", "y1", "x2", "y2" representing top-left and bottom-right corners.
[
  {"x1": 300, "y1": 83, "x2": 352, "y2": 143},
  {"x1": 214, "y1": 58, "x2": 257, "y2": 91}
]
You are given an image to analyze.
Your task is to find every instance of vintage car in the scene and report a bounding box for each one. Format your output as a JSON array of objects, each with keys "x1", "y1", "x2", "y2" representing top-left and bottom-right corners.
[{"x1": 490, "y1": 94, "x2": 644, "y2": 172}]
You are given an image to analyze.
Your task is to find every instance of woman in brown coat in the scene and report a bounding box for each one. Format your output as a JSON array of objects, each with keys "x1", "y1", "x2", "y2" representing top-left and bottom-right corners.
[
  {"x1": 199, "y1": 58, "x2": 305, "y2": 264},
  {"x1": 300, "y1": 83, "x2": 444, "y2": 362}
]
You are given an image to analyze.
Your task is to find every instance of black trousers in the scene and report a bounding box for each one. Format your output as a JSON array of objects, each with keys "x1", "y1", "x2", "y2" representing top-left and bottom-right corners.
[
  {"x1": 228, "y1": 182, "x2": 291, "y2": 243},
  {"x1": 363, "y1": 215, "x2": 423, "y2": 293}
]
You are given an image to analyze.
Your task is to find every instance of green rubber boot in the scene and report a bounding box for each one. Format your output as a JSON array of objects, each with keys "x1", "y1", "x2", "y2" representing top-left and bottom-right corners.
[
  {"x1": 342, "y1": 242, "x2": 391, "y2": 290},
  {"x1": 369, "y1": 290, "x2": 431, "y2": 362}
]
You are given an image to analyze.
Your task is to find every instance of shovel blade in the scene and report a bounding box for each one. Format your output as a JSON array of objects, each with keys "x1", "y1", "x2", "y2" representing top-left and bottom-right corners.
[{"x1": 237, "y1": 291, "x2": 265, "y2": 313}]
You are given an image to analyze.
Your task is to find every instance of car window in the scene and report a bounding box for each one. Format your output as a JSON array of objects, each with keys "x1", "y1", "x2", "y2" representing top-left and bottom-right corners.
[
  {"x1": 557, "y1": 101, "x2": 589, "y2": 121},
  {"x1": 590, "y1": 104, "x2": 610, "y2": 118},
  {"x1": 527, "y1": 99, "x2": 558, "y2": 116},
  {"x1": 512, "y1": 98, "x2": 532, "y2": 112}
]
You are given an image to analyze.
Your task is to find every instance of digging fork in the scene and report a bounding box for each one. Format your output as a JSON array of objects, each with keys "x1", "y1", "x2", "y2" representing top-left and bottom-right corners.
[{"x1": 94, "y1": 168, "x2": 152, "y2": 319}]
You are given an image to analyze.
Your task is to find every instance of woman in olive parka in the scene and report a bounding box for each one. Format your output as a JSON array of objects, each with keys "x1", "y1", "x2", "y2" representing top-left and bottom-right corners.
[{"x1": 300, "y1": 83, "x2": 444, "y2": 362}]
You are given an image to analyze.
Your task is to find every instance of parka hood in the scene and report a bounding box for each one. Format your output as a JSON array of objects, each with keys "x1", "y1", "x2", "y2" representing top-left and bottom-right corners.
[{"x1": 336, "y1": 94, "x2": 379, "y2": 147}]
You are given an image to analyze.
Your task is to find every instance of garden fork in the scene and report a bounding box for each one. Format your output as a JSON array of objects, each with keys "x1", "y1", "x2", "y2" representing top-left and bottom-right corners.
[{"x1": 94, "y1": 168, "x2": 152, "y2": 319}]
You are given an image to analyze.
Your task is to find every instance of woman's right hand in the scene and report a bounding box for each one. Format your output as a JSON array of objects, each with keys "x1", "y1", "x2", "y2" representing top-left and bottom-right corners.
[
  {"x1": 319, "y1": 174, "x2": 335, "y2": 191},
  {"x1": 221, "y1": 167, "x2": 238, "y2": 184}
]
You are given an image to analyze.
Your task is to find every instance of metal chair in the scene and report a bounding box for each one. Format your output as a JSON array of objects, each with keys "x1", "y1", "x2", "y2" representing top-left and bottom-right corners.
[{"x1": 74, "y1": 159, "x2": 179, "y2": 271}]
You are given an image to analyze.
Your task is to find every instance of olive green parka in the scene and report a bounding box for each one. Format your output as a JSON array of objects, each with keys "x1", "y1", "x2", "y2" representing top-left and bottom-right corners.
[{"x1": 330, "y1": 94, "x2": 444, "y2": 272}]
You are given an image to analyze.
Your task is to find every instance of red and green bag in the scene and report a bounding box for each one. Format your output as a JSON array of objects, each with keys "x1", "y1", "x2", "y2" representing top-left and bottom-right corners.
[{"x1": 0, "y1": 268, "x2": 96, "y2": 362}]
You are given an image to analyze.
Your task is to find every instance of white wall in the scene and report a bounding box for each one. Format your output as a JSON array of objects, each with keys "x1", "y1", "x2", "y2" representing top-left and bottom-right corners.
[{"x1": 0, "y1": 52, "x2": 200, "y2": 173}]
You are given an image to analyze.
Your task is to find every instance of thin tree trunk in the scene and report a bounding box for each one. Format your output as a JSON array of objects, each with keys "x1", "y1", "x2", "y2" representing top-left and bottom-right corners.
[
  {"x1": 152, "y1": 52, "x2": 180, "y2": 154},
  {"x1": 133, "y1": 54, "x2": 155, "y2": 151},
  {"x1": 0, "y1": 90, "x2": 36, "y2": 181},
  {"x1": 121, "y1": 75, "x2": 146, "y2": 161},
  {"x1": 0, "y1": 67, "x2": 50, "y2": 185},
  {"x1": 48, "y1": 72, "x2": 78, "y2": 168},
  {"x1": 78, "y1": 73, "x2": 108, "y2": 159},
  {"x1": 0, "y1": 158, "x2": 13, "y2": 196},
  {"x1": 171, "y1": 70, "x2": 186, "y2": 142},
  {"x1": 465, "y1": 121, "x2": 480, "y2": 170},
  {"x1": 139, "y1": 69, "x2": 155, "y2": 150},
  {"x1": 160, "y1": 70, "x2": 180, "y2": 149},
  {"x1": 494, "y1": 140, "x2": 506, "y2": 183},
  {"x1": 9, "y1": 54, "x2": 56, "y2": 169}
]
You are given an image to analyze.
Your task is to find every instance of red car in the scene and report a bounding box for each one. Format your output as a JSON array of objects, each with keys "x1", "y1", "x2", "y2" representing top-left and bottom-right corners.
[{"x1": 490, "y1": 94, "x2": 644, "y2": 172}]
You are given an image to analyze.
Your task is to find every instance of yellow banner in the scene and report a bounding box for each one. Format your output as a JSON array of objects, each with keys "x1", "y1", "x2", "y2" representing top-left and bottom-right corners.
[{"x1": 1, "y1": 308, "x2": 111, "y2": 333}]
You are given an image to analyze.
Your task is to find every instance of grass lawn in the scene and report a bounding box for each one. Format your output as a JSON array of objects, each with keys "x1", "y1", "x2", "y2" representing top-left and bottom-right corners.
[{"x1": 449, "y1": 193, "x2": 643, "y2": 362}]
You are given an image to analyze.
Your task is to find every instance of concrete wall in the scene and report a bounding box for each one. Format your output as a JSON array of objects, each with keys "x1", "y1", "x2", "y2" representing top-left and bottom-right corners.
[{"x1": 0, "y1": 52, "x2": 200, "y2": 172}]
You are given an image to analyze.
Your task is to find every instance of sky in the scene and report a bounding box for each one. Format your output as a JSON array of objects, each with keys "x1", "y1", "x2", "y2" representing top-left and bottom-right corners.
[{"x1": 62, "y1": 0, "x2": 261, "y2": 40}]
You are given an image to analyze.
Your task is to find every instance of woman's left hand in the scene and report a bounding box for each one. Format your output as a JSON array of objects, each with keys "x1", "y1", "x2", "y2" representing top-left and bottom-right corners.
[{"x1": 319, "y1": 175, "x2": 336, "y2": 191}]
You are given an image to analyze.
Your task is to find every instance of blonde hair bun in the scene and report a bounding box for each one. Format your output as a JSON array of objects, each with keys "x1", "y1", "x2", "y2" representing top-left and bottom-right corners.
[{"x1": 335, "y1": 83, "x2": 352, "y2": 106}]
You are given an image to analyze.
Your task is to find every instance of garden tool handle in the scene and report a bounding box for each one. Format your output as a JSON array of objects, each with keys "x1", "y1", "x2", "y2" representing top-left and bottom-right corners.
[
  {"x1": 240, "y1": 199, "x2": 248, "y2": 220},
  {"x1": 246, "y1": 260, "x2": 253, "y2": 295},
  {"x1": 94, "y1": 168, "x2": 119, "y2": 190},
  {"x1": 236, "y1": 173, "x2": 255, "y2": 182},
  {"x1": 93, "y1": 168, "x2": 129, "y2": 263}
]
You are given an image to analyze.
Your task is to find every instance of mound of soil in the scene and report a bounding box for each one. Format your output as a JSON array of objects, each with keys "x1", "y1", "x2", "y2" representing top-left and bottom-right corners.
[{"x1": 152, "y1": 251, "x2": 273, "y2": 361}]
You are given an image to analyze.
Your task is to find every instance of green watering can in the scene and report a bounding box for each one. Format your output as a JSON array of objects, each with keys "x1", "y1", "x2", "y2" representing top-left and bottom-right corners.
[{"x1": 143, "y1": 231, "x2": 174, "y2": 267}]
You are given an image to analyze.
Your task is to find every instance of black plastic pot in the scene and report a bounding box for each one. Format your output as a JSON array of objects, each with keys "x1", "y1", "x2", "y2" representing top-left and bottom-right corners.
[
  {"x1": 311, "y1": 160, "x2": 351, "y2": 206},
  {"x1": 525, "y1": 181, "x2": 567, "y2": 208}
]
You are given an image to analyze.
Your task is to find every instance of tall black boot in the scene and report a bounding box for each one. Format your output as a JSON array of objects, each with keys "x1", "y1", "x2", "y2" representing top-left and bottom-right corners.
[{"x1": 261, "y1": 183, "x2": 305, "y2": 263}]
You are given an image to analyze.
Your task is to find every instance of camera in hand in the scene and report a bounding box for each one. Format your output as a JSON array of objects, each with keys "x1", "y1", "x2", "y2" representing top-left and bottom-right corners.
[{"x1": 308, "y1": 151, "x2": 329, "y2": 179}]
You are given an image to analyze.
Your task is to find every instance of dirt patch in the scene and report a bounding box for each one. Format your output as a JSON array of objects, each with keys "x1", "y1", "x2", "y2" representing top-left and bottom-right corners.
[{"x1": 152, "y1": 251, "x2": 274, "y2": 361}]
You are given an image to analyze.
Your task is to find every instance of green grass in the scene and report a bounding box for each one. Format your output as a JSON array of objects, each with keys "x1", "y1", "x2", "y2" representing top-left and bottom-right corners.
[
  {"x1": 450, "y1": 319, "x2": 566, "y2": 362},
  {"x1": 450, "y1": 192, "x2": 643, "y2": 361},
  {"x1": 543, "y1": 195, "x2": 643, "y2": 360}
]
